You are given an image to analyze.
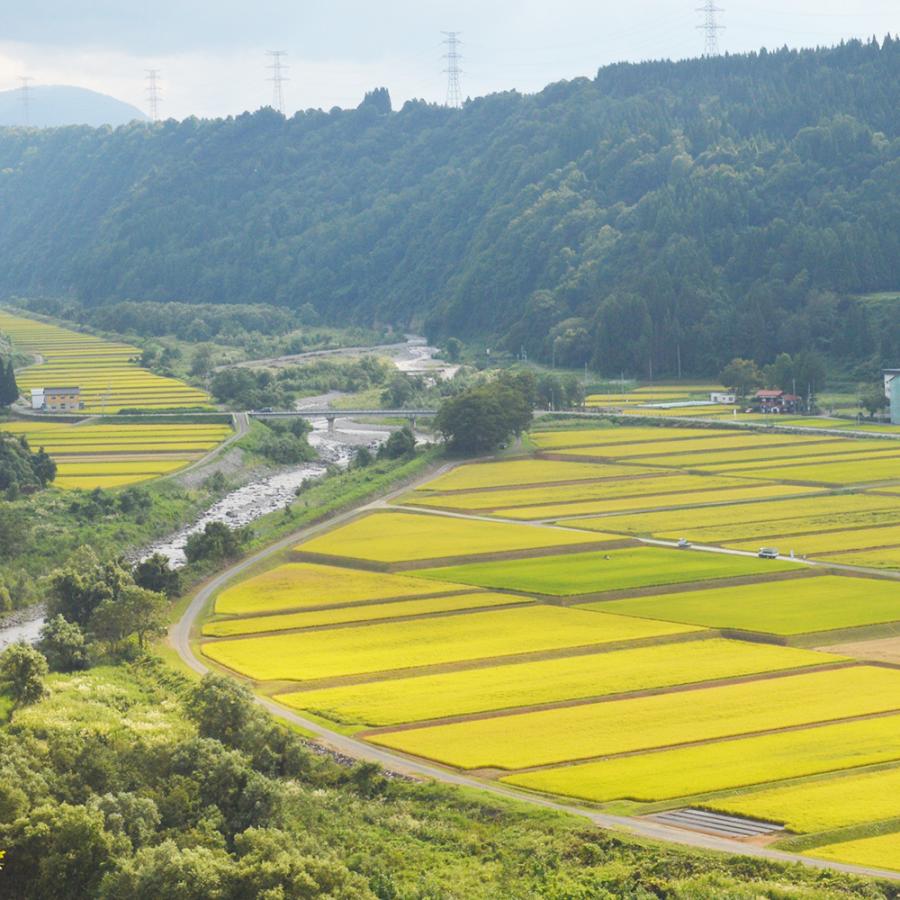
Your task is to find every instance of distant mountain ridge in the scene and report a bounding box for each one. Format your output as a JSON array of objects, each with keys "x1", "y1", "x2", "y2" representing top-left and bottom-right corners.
[
  {"x1": 0, "y1": 85, "x2": 146, "y2": 128},
  {"x1": 0, "y1": 39, "x2": 897, "y2": 376}
]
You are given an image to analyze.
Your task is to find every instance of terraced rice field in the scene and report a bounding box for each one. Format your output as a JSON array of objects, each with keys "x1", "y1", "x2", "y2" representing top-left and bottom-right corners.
[
  {"x1": 708, "y1": 766, "x2": 900, "y2": 833},
  {"x1": 491, "y1": 484, "x2": 821, "y2": 521},
  {"x1": 214, "y1": 562, "x2": 474, "y2": 615},
  {"x1": 421, "y1": 458, "x2": 656, "y2": 491},
  {"x1": 201, "y1": 605, "x2": 700, "y2": 682},
  {"x1": 413, "y1": 547, "x2": 797, "y2": 596},
  {"x1": 404, "y1": 473, "x2": 749, "y2": 512},
  {"x1": 204, "y1": 591, "x2": 525, "y2": 636},
  {"x1": 635, "y1": 443, "x2": 897, "y2": 470},
  {"x1": 278, "y1": 639, "x2": 837, "y2": 726},
  {"x1": 826, "y1": 547, "x2": 900, "y2": 569},
  {"x1": 201, "y1": 421, "x2": 900, "y2": 872},
  {"x1": 504, "y1": 713, "x2": 900, "y2": 802},
  {"x1": 295, "y1": 511, "x2": 615, "y2": 564},
  {"x1": 565, "y1": 491, "x2": 896, "y2": 537},
  {"x1": 726, "y1": 524, "x2": 900, "y2": 557},
  {"x1": 530, "y1": 427, "x2": 714, "y2": 449},
  {"x1": 0, "y1": 309, "x2": 211, "y2": 412},
  {"x1": 0, "y1": 420, "x2": 232, "y2": 489},
  {"x1": 739, "y1": 456, "x2": 900, "y2": 486},
  {"x1": 591, "y1": 575, "x2": 900, "y2": 635},
  {"x1": 811, "y1": 832, "x2": 900, "y2": 871},
  {"x1": 369, "y1": 667, "x2": 900, "y2": 770},
  {"x1": 556, "y1": 434, "x2": 829, "y2": 461}
]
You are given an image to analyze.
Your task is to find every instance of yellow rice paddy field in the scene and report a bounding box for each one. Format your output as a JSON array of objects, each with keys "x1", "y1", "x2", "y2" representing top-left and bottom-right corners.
[
  {"x1": 0, "y1": 309, "x2": 211, "y2": 412},
  {"x1": 370, "y1": 667, "x2": 900, "y2": 770},
  {"x1": 204, "y1": 591, "x2": 526, "y2": 636},
  {"x1": 202, "y1": 605, "x2": 700, "y2": 682},
  {"x1": 295, "y1": 511, "x2": 616, "y2": 564},
  {"x1": 279, "y1": 639, "x2": 836, "y2": 726},
  {"x1": 503, "y1": 713, "x2": 900, "y2": 803},
  {"x1": 0, "y1": 420, "x2": 232, "y2": 490},
  {"x1": 214, "y1": 562, "x2": 474, "y2": 616},
  {"x1": 709, "y1": 765, "x2": 900, "y2": 833},
  {"x1": 198, "y1": 419, "x2": 900, "y2": 872}
]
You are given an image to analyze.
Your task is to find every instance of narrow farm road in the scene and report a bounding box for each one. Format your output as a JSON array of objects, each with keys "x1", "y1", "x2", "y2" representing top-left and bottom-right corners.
[{"x1": 171, "y1": 462, "x2": 900, "y2": 885}]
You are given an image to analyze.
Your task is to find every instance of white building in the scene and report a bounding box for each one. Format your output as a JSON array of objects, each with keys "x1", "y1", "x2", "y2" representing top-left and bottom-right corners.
[{"x1": 885, "y1": 369, "x2": 900, "y2": 425}]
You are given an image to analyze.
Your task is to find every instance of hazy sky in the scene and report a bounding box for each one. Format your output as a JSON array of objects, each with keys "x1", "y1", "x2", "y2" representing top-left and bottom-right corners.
[{"x1": 0, "y1": 1, "x2": 895, "y2": 119}]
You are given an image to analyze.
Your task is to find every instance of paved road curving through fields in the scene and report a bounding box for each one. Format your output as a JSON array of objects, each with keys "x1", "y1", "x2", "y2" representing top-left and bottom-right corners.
[{"x1": 171, "y1": 463, "x2": 900, "y2": 885}]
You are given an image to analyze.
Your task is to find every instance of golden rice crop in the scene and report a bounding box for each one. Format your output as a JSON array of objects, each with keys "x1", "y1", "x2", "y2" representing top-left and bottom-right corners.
[
  {"x1": 634, "y1": 441, "x2": 894, "y2": 469},
  {"x1": 593, "y1": 574, "x2": 900, "y2": 635},
  {"x1": 214, "y1": 562, "x2": 474, "y2": 615},
  {"x1": 503, "y1": 714, "x2": 900, "y2": 803},
  {"x1": 726, "y1": 524, "x2": 900, "y2": 556},
  {"x1": 810, "y1": 832, "x2": 900, "y2": 872},
  {"x1": 558, "y1": 435, "x2": 829, "y2": 461},
  {"x1": 296, "y1": 511, "x2": 614, "y2": 563},
  {"x1": 530, "y1": 426, "x2": 717, "y2": 449},
  {"x1": 370, "y1": 667, "x2": 900, "y2": 770},
  {"x1": 737, "y1": 456, "x2": 900, "y2": 485},
  {"x1": 279, "y1": 638, "x2": 837, "y2": 726},
  {"x1": 201, "y1": 606, "x2": 700, "y2": 682},
  {"x1": 0, "y1": 419, "x2": 231, "y2": 489},
  {"x1": 204, "y1": 591, "x2": 525, "y2": 636},
  {"x1": 54, "y1": 459, "x2": 187, "y2": 476},
  {"x1": 404, "y1": 474, "x2": 749, "y2": 512},
  {"x1": 709, "y1": 766, "x2": 900, "y2": 833},
  {"x1": 494, "y1": 484, "x2": 820, "y2": 521},
  {"x1": 564, "y1": 491, "x2": 891, "y2": 537},
  {"x1": 420, "y1": 459, "x2": 656, "y2": 492},
  {"x1": 1, "y1": 309, "x2": 212, "y2": 412},
  {"x1": 56, "y1": 474, "x2": 159, "y2": 489},
  {"x1": 824, "y1": 547, "x2": 900, "y2": 569}
]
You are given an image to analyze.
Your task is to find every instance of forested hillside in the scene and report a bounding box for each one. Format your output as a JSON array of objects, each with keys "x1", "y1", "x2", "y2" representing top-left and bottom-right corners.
[{"x1": 0, "y1": 39, "x2": 897, "y2": 376}]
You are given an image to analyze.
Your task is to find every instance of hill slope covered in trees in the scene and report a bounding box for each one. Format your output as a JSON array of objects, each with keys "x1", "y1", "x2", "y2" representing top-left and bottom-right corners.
[{"x1": 0, "y1": 39, "x2": 897, "y2": 376}]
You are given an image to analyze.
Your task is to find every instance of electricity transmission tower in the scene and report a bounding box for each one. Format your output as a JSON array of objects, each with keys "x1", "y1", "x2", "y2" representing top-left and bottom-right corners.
[
  {"x1": 19, "y1": 76, "x2": 34, "y2": 126},
  {"x1": 266, "y1": 51, "x2": 289, "y2": 114},
  {"x1": 696, "y1": 1, "x2": 724, "y2": 56},
  {"x1": 145, "y1": 69, "x2": 162, "y2": 121},
  {"x1": 442, "y1": 32, "x2": 463, "y2": 109}
]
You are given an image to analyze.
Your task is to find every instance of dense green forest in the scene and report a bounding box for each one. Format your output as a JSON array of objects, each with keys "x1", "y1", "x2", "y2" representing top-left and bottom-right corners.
[{"x1": 0, "y1": 39, "x2": 897, "y2": 377}]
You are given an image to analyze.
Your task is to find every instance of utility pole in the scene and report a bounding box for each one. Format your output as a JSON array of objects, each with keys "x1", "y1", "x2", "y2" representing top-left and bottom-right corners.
[
  {"x1": 442, "y1": 32, "x2": 463, "y2": 109},
  {"x1": 145, "y1": 70, "x2": 162, "y2": 122},
  {"x1": 19, "y1": 77, "x2": 34, "y2": 126},
  {"x1": 696, "y1": 1, "x2": 724, "y2": 56},
  {"x1": 266, "y1": 51, "x2": 289, "y2": 114}
]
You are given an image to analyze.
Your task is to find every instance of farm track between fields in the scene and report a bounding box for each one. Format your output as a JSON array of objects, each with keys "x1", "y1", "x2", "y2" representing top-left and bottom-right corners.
[{"x1": 172, "y1": 452, "x2": 900, "y2": 883}]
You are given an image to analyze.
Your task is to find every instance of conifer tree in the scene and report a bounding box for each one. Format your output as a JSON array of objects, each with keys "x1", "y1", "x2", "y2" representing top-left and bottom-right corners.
[{"x1": 0, "y1": 360, "x2": 19, "y2": 407}]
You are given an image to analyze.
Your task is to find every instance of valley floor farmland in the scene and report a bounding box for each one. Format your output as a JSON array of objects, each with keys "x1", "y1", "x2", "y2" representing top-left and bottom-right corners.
[
  {"x1": 0, "y1": 308, "x2": 212, "y2": 412},
  {"x1": 195, "y1": 420, "x2": 900, "y2": 874}
]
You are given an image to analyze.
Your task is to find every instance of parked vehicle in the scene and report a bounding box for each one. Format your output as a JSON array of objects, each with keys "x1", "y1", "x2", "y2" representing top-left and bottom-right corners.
[
  {"x1": 758, "y1": 547, "x2": 780, "y2": 559},
  {"x1": 677, "y1": 538, "x2": 691, "y2": 549}
]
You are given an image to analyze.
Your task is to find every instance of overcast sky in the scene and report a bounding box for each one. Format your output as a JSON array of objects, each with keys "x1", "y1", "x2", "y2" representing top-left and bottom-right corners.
[{"x1": 0, "y1": 1, "x2": 895, "y2": 119}]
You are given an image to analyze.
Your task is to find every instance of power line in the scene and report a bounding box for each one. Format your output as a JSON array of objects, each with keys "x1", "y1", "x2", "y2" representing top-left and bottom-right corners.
[
  {"x1": 696, "y1": 1, "x2": 725, "y2": 56},
  {"x1": 266, "y1": 50, "x2": 289, "y2": 114},
  {"x1": 19, "y1": 76, "x2": 34, "y2": 126},
  {"x1": 145, "y1": 69, "x2": 162, "y2": 122},
  {"x1": 442, "y1": 32, "x2": 463, "y2": 109}
]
